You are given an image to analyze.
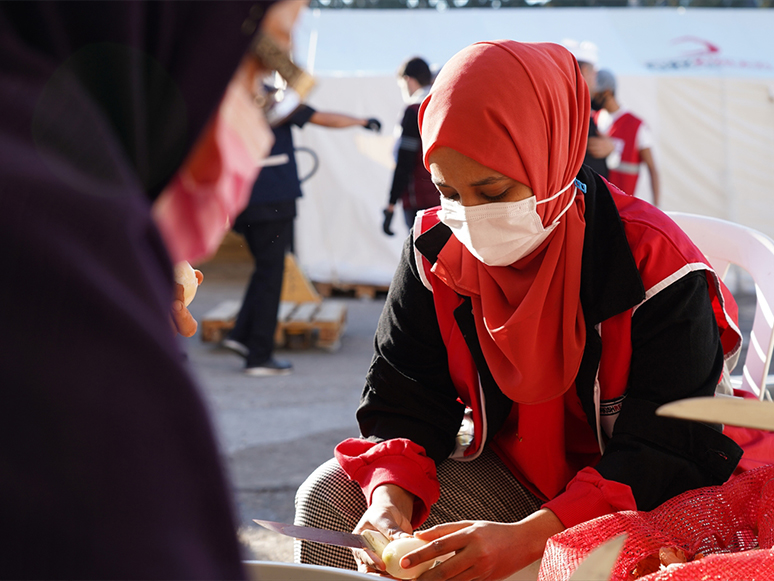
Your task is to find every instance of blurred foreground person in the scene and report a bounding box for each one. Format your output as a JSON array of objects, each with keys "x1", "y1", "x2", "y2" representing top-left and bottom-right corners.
[
  {"x1": 0, "y1": 1, "x2": 303, "y2": 578},
  {"x1": 294, "y1": 40, "x2": 746, "y2": 581}
]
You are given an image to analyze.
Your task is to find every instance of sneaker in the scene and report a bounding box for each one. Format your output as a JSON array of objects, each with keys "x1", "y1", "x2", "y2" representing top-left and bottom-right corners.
[
  {"x1": 245, "y1": 358, "x2": 293, "y2": 376},
  {"x1": 221, "y1": 338, "x2": 249, "y2": 358}
]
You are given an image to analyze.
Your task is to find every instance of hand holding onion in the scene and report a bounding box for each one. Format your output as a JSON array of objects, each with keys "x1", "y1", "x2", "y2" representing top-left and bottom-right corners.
[
  {"x1": 171, "y1": 261, "x2": 203, "y2": 337},
  {"x1": 381, "y1": 536, "x2": 435, "y2": 580},
  {"x1": 352, "y1": 484, "x2": 444, "y2": 579}
]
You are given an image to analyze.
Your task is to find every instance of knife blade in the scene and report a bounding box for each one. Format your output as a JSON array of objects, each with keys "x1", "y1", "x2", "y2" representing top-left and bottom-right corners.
[
  {"x1": 253, "y1": 519, "x2": 386, "y2": 553},
  {"x1": 568, "y1": 533, "x2": 627, "y2": 581},
  {"x1": 656, "y1": 396, "x2": 774, "y2": 431}
]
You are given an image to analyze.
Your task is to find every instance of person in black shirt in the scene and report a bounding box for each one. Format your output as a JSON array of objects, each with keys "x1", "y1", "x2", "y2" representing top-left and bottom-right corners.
[
  {"x1": 382, "y1": 57, "x2": 439, "y2": 236},
  {"x1": 222, "y1": 104, "x2": 381, "y2": 376}
]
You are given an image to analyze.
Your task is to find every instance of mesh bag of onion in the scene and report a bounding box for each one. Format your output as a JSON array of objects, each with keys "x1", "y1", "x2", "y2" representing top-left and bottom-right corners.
[{"x1": 538, "y1": 465, "x2": 774, "y2": 581}]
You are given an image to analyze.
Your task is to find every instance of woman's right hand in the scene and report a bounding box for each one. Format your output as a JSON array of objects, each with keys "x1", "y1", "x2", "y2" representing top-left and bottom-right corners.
[{"x1": 352, "y1": 483, "x2": 416, "y2": 575}]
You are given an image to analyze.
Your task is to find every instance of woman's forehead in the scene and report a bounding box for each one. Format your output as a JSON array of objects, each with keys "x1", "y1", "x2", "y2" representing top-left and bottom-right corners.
[{"x1": 429, "y1": 147, "x2": 506, "y2": 182}]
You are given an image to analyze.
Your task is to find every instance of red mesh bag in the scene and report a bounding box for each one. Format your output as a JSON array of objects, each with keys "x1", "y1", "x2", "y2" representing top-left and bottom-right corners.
[{"x1": 539, "y1": 465, "x2": 774, "y2": 581}]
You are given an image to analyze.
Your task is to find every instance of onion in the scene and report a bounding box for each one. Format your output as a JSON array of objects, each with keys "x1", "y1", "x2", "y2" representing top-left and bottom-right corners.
[
  {"x1": 173, "y1": 261, "x2": 198, "y2": 306},
  {"x1": 382, "y1": 537, "x2": 432, "y2": 580}
]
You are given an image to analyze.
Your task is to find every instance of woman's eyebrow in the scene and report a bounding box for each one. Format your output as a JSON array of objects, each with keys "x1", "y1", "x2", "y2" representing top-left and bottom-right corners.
[
  {"x1": 432, "y1": 175, "x2": 509, "y2": 188},
  {"x1": 470, "y1": 176, "x2": 509, "y2": 187}
]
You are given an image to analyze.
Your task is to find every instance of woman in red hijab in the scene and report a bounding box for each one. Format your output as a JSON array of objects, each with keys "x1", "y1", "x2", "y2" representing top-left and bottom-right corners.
[{"x1": 295, "y1": 40, "x2": 743, "y2": 580}]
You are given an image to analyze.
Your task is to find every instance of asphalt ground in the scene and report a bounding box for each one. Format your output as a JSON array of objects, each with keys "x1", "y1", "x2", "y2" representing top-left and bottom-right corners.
[
  {"x1": 182, "y1": 260, "x2": 760, "y2": 565},
  {"x1": 182, "y1": 261, "x2": 385, "y2": 563}
]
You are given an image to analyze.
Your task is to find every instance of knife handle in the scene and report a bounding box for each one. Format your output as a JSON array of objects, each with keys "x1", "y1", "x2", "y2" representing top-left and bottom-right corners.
[{"x1": 362, "y1": 529, "x2": 391, "y2": 556}]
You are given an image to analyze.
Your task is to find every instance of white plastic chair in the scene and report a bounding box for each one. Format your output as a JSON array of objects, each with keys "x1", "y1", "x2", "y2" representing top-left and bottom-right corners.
[
  {"x1": 243, "y1": 560, "x2": 374, "y2": 580},
  {"x1": 667, "y1": 211, "x2": 774, "y2": 401}
]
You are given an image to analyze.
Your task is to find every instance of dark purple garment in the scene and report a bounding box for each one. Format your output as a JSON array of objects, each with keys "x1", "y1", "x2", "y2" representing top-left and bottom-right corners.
[
  {"x1": 0, "y1": 2, "x2": 273, "y2": 579},
  {"x1": 0, "y1": 0, "x2": 272, "y2": 199}
]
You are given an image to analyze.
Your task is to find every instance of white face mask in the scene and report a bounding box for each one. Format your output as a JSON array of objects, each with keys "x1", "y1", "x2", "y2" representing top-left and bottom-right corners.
[{"x1": 437, "y1": 181, "x2": 577, "y2": 267}]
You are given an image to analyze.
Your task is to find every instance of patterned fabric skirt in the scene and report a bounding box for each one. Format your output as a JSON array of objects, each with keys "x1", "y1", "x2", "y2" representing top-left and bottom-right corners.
[{"x1": 293, "y1": 446, "x2": 542, "y2": 570}]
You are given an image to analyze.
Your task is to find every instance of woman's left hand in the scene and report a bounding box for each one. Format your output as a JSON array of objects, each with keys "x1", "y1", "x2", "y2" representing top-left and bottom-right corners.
[{"x1": 404, "y1": 509, "x2": 564, "y2": 581}]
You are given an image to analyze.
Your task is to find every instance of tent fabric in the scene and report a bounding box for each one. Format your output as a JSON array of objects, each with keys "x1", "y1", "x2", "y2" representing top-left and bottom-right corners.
[{"x1": 290, "y1": 7, "x2": 774, "y2": 287}]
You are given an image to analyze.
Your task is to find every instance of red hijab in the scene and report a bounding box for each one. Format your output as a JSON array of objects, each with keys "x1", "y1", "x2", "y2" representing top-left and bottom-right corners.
[{"x1": 418, "y1": 41, "x2": 589, "y2": 405}]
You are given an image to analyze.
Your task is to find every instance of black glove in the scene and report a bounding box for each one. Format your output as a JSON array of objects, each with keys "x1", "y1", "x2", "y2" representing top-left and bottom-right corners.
[
  {"x1": 365, "y1": 118, "x2": 382, "y2": 132},
  {"x1": 382, "y1": 208, "x2": 395, "y2": 236}
]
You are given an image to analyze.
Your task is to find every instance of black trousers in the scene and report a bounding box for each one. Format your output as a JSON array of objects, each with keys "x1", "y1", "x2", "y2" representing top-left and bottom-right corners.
[{"x1": 228, "y1": 217, "x2": 293, "y2": 366}]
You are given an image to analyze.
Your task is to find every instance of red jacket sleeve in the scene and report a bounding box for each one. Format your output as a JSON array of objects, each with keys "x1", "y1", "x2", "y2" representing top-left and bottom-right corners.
[
  {"x1": 335, "y1": 438, "x2": 440, "y2": 527},
  {"x1": 542, "y1": 467, "x2": 637, "y2": 529}
]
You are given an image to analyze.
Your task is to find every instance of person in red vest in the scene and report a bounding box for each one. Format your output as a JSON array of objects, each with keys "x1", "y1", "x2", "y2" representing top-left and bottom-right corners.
[{"x1": 593, "y1": 69, "x2": 661, "y2": 206}]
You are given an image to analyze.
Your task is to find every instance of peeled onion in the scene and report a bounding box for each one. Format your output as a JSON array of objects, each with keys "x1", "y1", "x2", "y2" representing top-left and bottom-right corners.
[
  {"x1": 173, "y1": 261, "x2": 198, "y2": 306},
  {"x1": 382, "y1": 537, "x2": 432, "y2": 580}
]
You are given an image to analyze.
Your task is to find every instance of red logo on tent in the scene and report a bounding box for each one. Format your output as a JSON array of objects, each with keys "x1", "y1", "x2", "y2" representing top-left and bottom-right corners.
[
  {"x1": 646, "y1": 36, "x2": 772, "y2": 71},
  {"x1": 672, "y1": 36, "x2": 720, "y2": 57}
]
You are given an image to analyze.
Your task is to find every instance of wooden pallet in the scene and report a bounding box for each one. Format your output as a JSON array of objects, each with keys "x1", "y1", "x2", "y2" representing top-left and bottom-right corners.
[
  {"x1": 312, "y1": 281, "x2": 390, "y2": 300},
  {"x1": 199, "y1": 299, "x2": 242, "y2": 343},
  {"x1": 199, "y1": 253, "x2": 347, "y2": 350},
  {"x1": 200, "y1": 299, "x2": 347, "y2": 351}
]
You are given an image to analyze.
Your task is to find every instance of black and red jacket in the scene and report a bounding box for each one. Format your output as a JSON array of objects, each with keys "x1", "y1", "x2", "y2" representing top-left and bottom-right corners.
[{"x1": 337, "y1": 165, "x2": 745, "y2": 530}]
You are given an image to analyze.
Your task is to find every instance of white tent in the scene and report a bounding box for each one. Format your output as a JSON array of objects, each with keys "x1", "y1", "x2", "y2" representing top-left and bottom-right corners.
[{"x1": 288, "y1": 7, "x2": 774, "y2": 287}]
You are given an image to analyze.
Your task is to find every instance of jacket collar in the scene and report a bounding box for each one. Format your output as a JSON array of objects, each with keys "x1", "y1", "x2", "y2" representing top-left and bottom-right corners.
[
  {"x1": 575, "y1": 165, "x2": 645, "y2": 324},
  {"x1": 414, "y1": 165, "x2": 645, "y2": 326}
]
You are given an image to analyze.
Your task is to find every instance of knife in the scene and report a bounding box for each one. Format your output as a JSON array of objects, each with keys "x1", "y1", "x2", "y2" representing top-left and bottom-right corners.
[
  {"x1": 656, "y1": 396, "x2": 774, "y2": 431},
  {"x1": 568, "y1": 533, "x2": 627, "y2": 581},
  {"x1": 253, "y1": 519, "x2": 389, "y2": 554}
]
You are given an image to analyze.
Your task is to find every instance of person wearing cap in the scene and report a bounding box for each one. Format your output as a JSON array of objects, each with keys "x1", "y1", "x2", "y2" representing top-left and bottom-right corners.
[
  {"x1": 593, "y1": 68, "x2": 661, "y2": 206},
  {"x1": 293, "y1": 39, "x2": 746, "y2": 580},
  {"x1": 381, "y1": 57, "x2": 439, "y2": 236},
  {"x1": 562, "y1": 39, "x2": 615, "y2": 179}
]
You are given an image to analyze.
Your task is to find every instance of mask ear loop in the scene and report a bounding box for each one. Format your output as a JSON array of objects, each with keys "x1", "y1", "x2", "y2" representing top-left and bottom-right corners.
[
  {"x1": 535, "y1": 180, "x2": 579, "y2": 226},
  {"x1": 549, "y1": 188, "x2": 577, "y2": 226},
  {"x1": 536, "y1": 179, "x2": 575, "y2": 205}
]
